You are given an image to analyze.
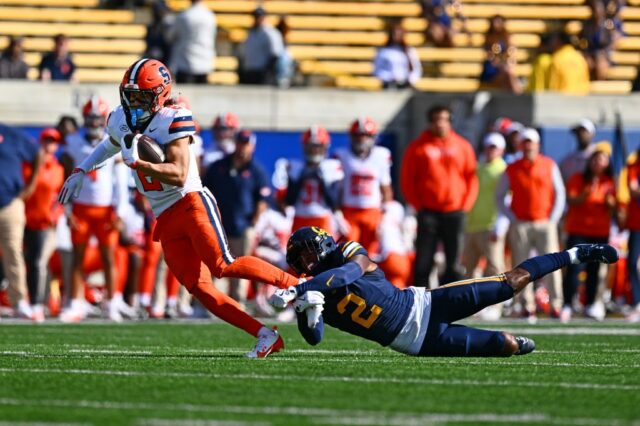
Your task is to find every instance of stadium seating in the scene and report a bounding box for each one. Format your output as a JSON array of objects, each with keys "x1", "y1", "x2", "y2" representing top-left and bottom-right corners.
[{"x1": 0, "y1": 0, "x2": 639, "y2": 93}]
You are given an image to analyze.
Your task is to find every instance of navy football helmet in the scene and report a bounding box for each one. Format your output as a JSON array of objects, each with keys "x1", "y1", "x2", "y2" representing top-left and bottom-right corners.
[{"x1": 286, "y1": 227, "x2": 337, "y2": 276}]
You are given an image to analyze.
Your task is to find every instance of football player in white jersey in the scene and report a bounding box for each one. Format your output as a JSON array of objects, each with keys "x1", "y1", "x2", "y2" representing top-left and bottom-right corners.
[
  {"x1": 59, "y1": 96, "x2": 135, "y2": 323},
  {"x1": 58, "y1": 59, "x2": 299, "y2": 357},
  {"x1": 333, "y1": 117, "x2": 393, "y2": 253},
  {"x1": 272, "y1": 126, "x2": 346, "y2": 235}
]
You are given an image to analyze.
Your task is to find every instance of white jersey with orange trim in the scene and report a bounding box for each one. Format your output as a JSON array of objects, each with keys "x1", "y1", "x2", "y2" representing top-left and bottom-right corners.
[
  {"x1": 272, "y1": 158, "x2": 343, "y2": 218},
  {"x1": 377, "y1": 200, "x2": 410, "y2": 260},
  {"x1": 65, "y1": 132, "x2": 117, "y2": 207},
  {"x1": 333, "y1": 146, "x2": 392, "y2": 209},
  {"x1": 107, "y1": 105, "x2": 202, "y2": 217}
]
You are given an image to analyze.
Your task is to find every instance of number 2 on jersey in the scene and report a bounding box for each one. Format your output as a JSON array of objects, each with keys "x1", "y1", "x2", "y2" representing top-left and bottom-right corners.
[
  {"x1": 337, "y1": 293, "x2": 382, "y2": 329},
  {"x1": 136, "y1": 170, "x2": 163, "y2": 191}
]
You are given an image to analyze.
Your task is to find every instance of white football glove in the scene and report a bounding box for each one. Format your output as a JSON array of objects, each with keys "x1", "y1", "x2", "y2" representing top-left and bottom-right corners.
[
  {"x1": 57, "y1": 168, "x2": 85, "y2": 204},
  {"x1": 305, "y1": 304, "x2": 324, "y2": 329},
  {"x1": 119, "y1": 134, "x2": 141, "y2": 169},
  {"x1": 268, "y1": 286, "x2": 298, "y2": 309},
  {"x1": 292, "y1": 290, "x2": 325, "y2": 313}
]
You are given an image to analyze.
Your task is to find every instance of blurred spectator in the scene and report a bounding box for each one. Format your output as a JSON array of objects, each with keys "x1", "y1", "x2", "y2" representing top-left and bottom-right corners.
[
  {"x1": 39, "y1": 34, "x2": 76, "y2": 81},
  {"x1": 463, "y1": 133, "x2": 508, "y2": 279},
  {"x1": 562, "y1": 142, "x2": 616, "y2": 322},
  {"x1": 547, "y1": 32, "x2": 590, "y2": 95},
  {"x1": 579, "y1": 0, "x2": 623, "y2": 81},
  {"x1": 202, "y1": 112, "x2": 240, "y2": 170},
  {"x1": 479, "y1": 15, "x2": 522, "y2": 93},
  {"x1": 420, "y1": 0, "x2": 457, "y2": 47},
  {"x1": 203, "y1": 129, "x2": 271, "y2": 306},
  {"x1": 624, "y1": 147, "x2": 640, "y2": 322},
  {"x1": 0, "y1": 36, "x2": 29, "y2": 80},
  {"x1": 0, "y1": 123, "x2": 44, "y2": 319},
  {"x1": 502, "y1": 121, "x2": 524, "y2": 164},
  {"x1": 559, "y1": 118, "x2": 597, "y2": 183},
  {"x1": 333, "y1": 117, "x2": 393, "y2": 254},
  {"x1": 170, "y1": 0, "x2": 216, "y2": 84},
  {"x1": 238, "y1": 7, "x2": 284, "y2": 85},
  {"x1": 22, "y1": 128, "x2": 65, "y2": 322},
  {"x1": 400, "y1": 105, "x2": 478, "y2": 286},
  {"x1": 496, "y1": 128, "x2": 566, "y2": 322},
  {"x1": 144, "y1": 0, "x2": 175, "y2": 66},
  {"x1": 275, "y1": 16, "x2": 296, "y2": 88},
  {"x1": 272, "y1": 126, "x2": 345, "y2": 235},
  {"x1": 56, "y1": 115, "x2": 79, "y2": 144},
  {"x1": 527, "y1": 33, "x2": 553, "y2": 92},
  {"x1": 373, "y1": 22, "x2": 422, "y2": 89}
]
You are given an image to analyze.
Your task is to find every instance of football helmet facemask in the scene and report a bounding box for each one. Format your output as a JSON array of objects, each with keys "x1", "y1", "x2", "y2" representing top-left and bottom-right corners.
[
  {"x1": 349, "y1": 117, "x2": 377, "y2": 156},
  {"x1": 213, "y1": 112, "x2": 240, "y2": 154},
  {"x1": 302, "y1": 126, "x2": 330, "y2": 165},
  {"x1": 286, "y1": 226, "x2": 337, "y2": 276},
  {"x1": 120, "y1": 58, "x2": 172, "y2": 131}
]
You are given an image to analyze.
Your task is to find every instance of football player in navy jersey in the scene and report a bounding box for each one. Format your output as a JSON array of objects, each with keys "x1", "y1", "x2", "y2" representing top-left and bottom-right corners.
[{"x1": 270, "y1": 226, "x2": 618, "y2": 357}]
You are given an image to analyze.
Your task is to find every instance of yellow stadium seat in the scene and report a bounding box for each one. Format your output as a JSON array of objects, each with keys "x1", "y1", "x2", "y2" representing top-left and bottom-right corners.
[
  {"x1": 0, "y1": 21, "x2": 145, "y2": 39},
  {"x1": 0, "y1": 36, "x2": 146, "y2": 54},
  {"x1": 589, "y1": 80, "x2": 632, "y2": 94},
  {"x1": 0, "y1": 6, "x2": 134, "y2": 23},
  {"x1": 0, "y1": 0, "x2": 98, "y2": 6}
]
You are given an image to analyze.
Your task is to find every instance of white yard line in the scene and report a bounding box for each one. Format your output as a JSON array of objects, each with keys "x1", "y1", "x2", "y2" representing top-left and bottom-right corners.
[
  {"x1": 138, "y1": 420, "x2": 270, "y2": 426},
  {"x1": 0, "y1": 399, "x2": 627, "y2": 426},
  {"x1": 68, "y1": 349, "x2": 153, "y2": 355},
  {"x1": 0, "y1": 368, "x2": 637, "y2": 391}
]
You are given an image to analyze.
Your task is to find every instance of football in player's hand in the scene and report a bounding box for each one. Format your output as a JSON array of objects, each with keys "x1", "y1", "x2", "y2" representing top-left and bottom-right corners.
[{"x1": 137, "y1": 135, "x2": 165, "y2": 163}]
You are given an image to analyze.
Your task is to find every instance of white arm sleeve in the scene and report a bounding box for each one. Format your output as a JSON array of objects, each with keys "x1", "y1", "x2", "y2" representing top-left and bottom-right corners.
[{"x1": 78, "y1": 139, "x2": 121, "y2": 172}]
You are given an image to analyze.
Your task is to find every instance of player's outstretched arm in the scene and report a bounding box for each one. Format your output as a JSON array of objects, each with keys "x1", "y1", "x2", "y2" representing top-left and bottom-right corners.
[
  {"x1": 127, "y1": 136, "x2": 190, "y2": 187},
  {"x1": 58, "y1": 138, "x2": 121, "y2": 204},
  {"x1": 296, "y1": 311, "x2": 324, "y2": 345},
  {"x1": 295, "y1": 254, "x2": 375, "y2": 296}
]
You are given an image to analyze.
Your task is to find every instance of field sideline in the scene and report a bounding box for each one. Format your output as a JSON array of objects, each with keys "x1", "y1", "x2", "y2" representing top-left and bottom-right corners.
[{"x1": 1, "y1": 320, "x2": 638, "y2": 426}]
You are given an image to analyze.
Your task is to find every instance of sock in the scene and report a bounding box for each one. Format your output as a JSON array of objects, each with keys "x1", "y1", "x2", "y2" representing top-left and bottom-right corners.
[
  {"x1": 138, "y1": 293, "x2": 151, "y2": 307},
  {"x1": 222, "y1": 256, "x2": 299, "y2": 289},
  {"x1": 191, "y1": 281, "x2": 263, "y2": 337},
  {"x1": 517, "y1": 252, "x2": 571, "y2": 282}
]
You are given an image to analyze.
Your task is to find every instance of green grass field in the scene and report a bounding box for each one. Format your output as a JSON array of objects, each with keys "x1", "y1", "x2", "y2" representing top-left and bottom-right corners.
[{"x1": 1, "y1": 320, "x2": 639, "y2": 426}]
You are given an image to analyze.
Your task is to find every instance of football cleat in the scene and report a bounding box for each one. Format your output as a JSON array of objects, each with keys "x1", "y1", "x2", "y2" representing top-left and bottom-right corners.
[
  {"x1": 514, "y1": 336, "x2": 536, "y2": 355},
  {"x1": 575, "y1": 244, "x2": 618, "y2": 264},
  {"x1": 245, "y1": 326, "x2": 284, "y2": 359}
]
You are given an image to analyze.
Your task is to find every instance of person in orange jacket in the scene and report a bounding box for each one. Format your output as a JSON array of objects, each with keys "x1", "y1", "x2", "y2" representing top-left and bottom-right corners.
[{"x1": 400, "y1": 104, "x2": 478, "y2": 286}]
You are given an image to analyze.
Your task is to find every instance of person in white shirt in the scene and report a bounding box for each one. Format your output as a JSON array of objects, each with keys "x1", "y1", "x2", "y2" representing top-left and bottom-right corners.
[
  {"x1": 373, "y1": 22, "x2": 422, "y2": 89},
  {"x1": 238, "y1": 7, "x2": 284, "y2": 85},
  {"x1": 170, "y1": 0, "x2": 215, "y2": 84}
]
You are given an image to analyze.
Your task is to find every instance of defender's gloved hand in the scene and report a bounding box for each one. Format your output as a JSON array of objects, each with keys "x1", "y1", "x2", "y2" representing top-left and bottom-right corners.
[{"x1": 268, "y1": 286, "x2": 298, "y2": 309}]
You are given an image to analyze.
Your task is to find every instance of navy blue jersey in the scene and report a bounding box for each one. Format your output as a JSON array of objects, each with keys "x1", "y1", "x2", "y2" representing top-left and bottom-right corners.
[{"x1": 319, "y1": 241, "x2": 415, "y2": 347}]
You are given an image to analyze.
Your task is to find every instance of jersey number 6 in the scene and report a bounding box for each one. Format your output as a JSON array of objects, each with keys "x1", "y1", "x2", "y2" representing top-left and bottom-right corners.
[{"x1": 337, "y1": 293, "x2": 382, "y2": 329}]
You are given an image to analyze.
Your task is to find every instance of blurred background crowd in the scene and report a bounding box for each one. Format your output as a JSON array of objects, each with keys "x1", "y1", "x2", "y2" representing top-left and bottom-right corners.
[{"x1": 1, "y1": 96, "x2": 639, "y2": 325}]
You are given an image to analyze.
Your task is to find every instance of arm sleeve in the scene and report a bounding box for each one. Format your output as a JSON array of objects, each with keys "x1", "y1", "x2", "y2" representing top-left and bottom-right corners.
[
  {"x1": 496, "y1": 172, "x2": 516, "y2": 222},
  {"x1": 296, "y1": 311, "x2": 324, "y2": 345},
  {"x1": 285, "y1": 175, "x2": 303, "y2": 206},
  {"x1": 77, "y1": 139, "x2": 121, "y2": 172},
  {"x1": 295, "y1": 261, "x2": 365, "y2": 295},
  {"x1": 549, "y1": 163, "x2": 566, "y2": 223}
]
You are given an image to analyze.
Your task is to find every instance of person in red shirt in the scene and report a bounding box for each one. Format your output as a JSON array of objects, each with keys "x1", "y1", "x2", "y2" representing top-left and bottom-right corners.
[
  {"x1": 400, "y1": 105, "x2": 478, "y2": 286},
  {"x1": 562, "y1": 142, "x2": 615, "y2": 323},
  {"x1": 22, "y1": 128, "x2": 65, "y2": 322},
  {"x1": 624, "y1": 148, "x2": 640, "y2": 322}
]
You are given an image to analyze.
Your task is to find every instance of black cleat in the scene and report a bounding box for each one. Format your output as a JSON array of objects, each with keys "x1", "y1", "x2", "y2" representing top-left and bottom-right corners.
[
  {"x1": 514, "y1": 336, "x2": 535, "y2": 355},
  {"x1": 575, "y1": 244, "x2": 619, "y2": 264}
]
